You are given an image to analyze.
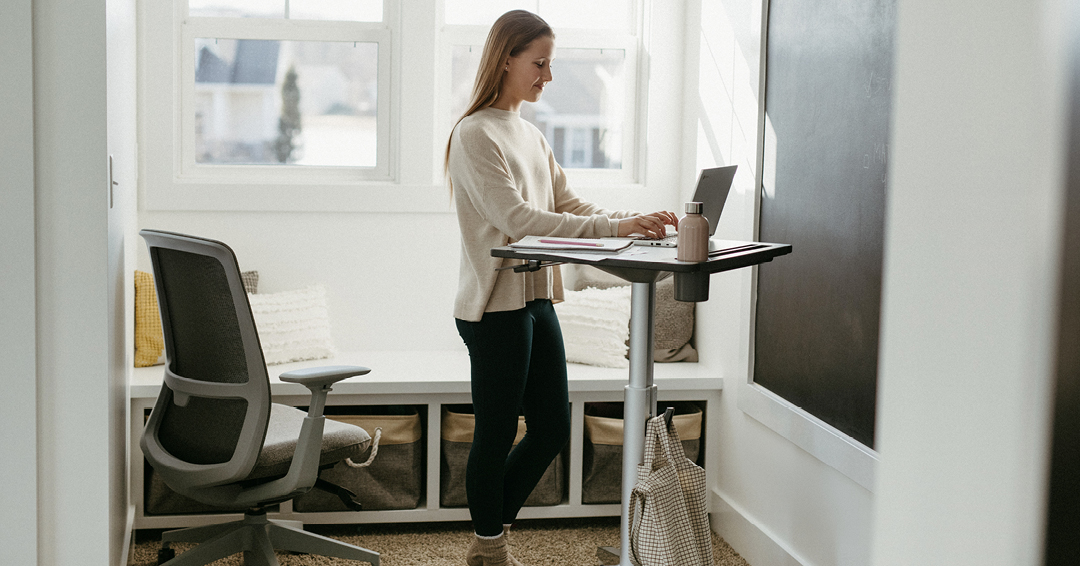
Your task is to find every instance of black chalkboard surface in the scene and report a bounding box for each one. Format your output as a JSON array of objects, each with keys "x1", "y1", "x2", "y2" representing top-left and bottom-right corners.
[{"x1": 754, "y1": 0, "x2": 894, "y2": 448}]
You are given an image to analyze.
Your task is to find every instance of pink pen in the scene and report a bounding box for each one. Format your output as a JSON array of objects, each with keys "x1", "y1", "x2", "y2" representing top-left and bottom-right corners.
[{"x1": 539, "y1": 239, "x2": 603, "y2": 247}]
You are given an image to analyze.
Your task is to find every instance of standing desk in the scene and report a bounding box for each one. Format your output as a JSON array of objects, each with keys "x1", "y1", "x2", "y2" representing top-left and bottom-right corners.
[{"x1": 492, "y1": 240, "x2": 792, "y2": 566}]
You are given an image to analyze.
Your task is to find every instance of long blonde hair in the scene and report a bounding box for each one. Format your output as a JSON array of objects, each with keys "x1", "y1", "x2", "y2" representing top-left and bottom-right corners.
[{"x1": 445, "y1": 10, "x2": 554, "y2": 195}]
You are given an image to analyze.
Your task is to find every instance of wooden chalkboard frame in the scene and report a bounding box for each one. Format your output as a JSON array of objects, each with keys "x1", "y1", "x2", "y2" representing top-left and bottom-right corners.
[{"x1": 750, "y1": 0, "x2": 895, "y2": 449}]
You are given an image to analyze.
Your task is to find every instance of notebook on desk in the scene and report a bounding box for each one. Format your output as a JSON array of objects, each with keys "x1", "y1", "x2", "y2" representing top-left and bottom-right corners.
[
  {"x1": 509, "y1": 235, "x2": 634, "y2": 253},
  {"x1": 629, "y1": 164, "x2": 738, "y2": 248}
]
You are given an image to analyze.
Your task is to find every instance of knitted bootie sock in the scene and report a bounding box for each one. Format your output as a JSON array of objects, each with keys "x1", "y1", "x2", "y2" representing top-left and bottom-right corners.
[
  {"x1": 502, "y1": 525, "x2": 524, "y2": 566},
  {"x1": 466, "y1": 533, "x2": 512, "y2": 566}
]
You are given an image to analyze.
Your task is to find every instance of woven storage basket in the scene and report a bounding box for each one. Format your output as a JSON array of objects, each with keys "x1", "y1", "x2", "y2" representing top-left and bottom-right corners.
[
  {"x1": 440, "y1": 405, "x2": 565, "y2": 507},
  {"x1": 582, "y1": 401, "x2": 702, "y2": 504},
  {"x1": 294, "y1": 406, "x2": 424, "y2": 512}
]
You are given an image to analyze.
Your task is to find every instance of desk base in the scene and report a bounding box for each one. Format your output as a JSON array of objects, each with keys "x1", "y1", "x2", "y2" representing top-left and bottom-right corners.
[{"x1": 597, "y1": 546, "x2": 620, "y2": 565}]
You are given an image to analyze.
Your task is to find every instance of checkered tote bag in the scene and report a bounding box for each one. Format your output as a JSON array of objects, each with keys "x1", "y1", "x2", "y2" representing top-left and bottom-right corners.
[{"x1": 628, "y1": 415, "x2": 713, "y2": 566}]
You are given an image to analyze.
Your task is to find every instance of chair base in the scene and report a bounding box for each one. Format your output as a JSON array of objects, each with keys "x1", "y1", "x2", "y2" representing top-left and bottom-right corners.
[{"x1": 158, "y1": 511, "x2": 379, "y2": 566}]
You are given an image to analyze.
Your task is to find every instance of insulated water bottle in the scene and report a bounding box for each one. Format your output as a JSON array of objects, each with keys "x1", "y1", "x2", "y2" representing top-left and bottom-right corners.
[{"x1": 676, "y1": 202, "x2": 709, "y2": 262}]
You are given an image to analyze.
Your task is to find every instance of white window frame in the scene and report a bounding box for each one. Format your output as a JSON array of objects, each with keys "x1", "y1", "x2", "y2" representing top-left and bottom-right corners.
[
  {"x1": 179, "y1": 17, "x2": 393, "y2": 184},
  {"x1": 438, "y1": 12, "x2": 643, "y2": 187},
  {"x1": 141, "y1": 1, "x2": 402, "y2": 211}
]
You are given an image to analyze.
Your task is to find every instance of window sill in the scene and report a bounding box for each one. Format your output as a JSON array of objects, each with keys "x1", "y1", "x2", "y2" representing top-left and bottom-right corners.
[
  {"x1": 737, "y1": 382, "x2": 878, "y2": 492},
  {"x1": 142, "y1": 181, "x2": 655, "y2": 213},
  {"x1": 143, "y1": 182, "x2": 455, "y2": 213}
]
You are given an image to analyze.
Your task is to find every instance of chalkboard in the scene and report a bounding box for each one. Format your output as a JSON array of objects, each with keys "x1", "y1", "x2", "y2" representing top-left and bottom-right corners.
[{"x1": 754, "y1": 0, "x2": 894, "y2": 448}]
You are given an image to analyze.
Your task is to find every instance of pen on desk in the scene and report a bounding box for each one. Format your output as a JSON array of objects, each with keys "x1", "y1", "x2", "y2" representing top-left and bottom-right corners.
[{"x1": 539, "y1": 239, "x2": 604, "y2": 247}]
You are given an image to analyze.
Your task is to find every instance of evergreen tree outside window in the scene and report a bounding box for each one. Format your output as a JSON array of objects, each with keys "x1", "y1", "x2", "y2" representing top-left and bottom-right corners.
[{"x1": 275, "y1": 66, "x2": 302, "y2": 163}]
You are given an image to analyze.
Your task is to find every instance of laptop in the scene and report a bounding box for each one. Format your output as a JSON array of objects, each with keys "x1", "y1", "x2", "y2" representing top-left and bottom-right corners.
[{"x1": 632, "y1": 164, "x2": 737, "y2": 247}]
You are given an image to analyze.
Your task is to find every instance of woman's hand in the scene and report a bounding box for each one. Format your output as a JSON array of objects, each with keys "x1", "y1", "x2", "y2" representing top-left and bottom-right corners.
[{"x1": 617, "y1": 211, "x2": 679, "y2": 239}]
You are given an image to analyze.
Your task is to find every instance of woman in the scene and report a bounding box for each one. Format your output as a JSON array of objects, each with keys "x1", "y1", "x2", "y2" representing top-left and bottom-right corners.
[{"x1": 446, "y1": 10, "x2": 676, "y2": 566}]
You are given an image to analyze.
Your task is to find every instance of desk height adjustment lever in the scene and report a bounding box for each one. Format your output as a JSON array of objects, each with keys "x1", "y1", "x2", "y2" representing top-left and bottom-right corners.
[
  {"x1": 495, "y1": 259, "x2": 566, "y2": 273},
  {"x1": 515, "y1": 259, "x2": 545, "y2": 273}
]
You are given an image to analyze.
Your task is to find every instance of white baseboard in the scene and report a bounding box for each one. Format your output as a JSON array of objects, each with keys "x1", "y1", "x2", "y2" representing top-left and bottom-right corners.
[
  {"x1": 711, "y1": 489, "x2": 810, "y2": 566},
  {"x1": 122, "y1": 504, "x2": 136, "y2": 566}
]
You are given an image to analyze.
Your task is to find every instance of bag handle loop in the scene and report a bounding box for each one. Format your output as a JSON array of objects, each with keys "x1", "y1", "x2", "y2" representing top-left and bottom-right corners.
[{"x1": 345, "y1": 427, "x2": 382, "y2": 468}]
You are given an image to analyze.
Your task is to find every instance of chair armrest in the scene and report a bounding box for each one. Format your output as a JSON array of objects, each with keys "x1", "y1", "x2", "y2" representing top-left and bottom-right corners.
[
  {"x1": 279, "y1": 365, "x2": 370, "y2": 387},
  {"x1": 280, "y1": 365, "x2": 371, "y2": 419},
  {"x1": 229, "y1": 364, "x2": 372, "y2": 506}
]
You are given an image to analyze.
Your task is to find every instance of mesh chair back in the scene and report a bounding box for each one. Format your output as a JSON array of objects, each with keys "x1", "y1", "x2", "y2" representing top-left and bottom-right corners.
[{"x1": 139, "y1": 230, "x2": 271, "y2": 492}]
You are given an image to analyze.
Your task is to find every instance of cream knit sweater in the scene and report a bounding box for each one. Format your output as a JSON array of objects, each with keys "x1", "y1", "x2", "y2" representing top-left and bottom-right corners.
[{"x1": 449, "y1": 107, "x2": 638, "y2": 322}]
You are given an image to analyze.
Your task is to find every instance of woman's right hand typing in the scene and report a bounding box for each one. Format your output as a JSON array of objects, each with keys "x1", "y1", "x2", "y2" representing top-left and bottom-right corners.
[{"x1": 617, "y1": 212, "x2": 678, "y2": 239}]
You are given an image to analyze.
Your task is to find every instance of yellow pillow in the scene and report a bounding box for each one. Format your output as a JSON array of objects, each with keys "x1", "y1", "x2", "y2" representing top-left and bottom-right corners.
[{"x1": 134, "y1": 270, "x2": 165, "y2": 367}]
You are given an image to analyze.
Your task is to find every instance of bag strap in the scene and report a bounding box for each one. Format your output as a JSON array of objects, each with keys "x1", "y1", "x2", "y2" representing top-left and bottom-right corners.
[
  {"x1": 653, "y1": 414, "x2": 690, "y2": 464},
  {"x1": 628, "y1": 482, "x2": 650, "y2": 565}
]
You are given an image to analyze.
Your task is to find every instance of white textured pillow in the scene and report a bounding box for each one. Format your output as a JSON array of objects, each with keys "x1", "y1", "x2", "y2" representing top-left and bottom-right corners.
[
  {"x1": 555, "y1": 285, "x2": 632, "y2": 368},
  {"x1": 247, "y1": 284, "x2": 336, "y2": 365}
]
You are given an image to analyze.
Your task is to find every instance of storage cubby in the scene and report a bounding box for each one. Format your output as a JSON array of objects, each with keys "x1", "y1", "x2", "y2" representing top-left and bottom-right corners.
[{"x1": 130, "y1": 351, "x2": 721, "y2": 528}]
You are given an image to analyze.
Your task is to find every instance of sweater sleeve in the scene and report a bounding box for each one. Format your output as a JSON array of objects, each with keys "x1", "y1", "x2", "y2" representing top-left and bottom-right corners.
[
  {"x1": 548, "y1": 152, "x2": 640, "y2": 224},
  {"x1": 451, "y1": 124, "x2": 622, "y2": 240}
]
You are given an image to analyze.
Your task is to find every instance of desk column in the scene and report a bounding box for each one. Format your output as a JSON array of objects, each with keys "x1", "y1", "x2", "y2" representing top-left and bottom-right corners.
[{"x1": 619, "y1": 280, "x2": 658, "y2": 566}]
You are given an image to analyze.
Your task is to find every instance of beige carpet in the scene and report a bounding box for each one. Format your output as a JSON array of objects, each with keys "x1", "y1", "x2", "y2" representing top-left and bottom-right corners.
[{"x1": 131, "y1": 517, "x2": 750, "y2": 566}]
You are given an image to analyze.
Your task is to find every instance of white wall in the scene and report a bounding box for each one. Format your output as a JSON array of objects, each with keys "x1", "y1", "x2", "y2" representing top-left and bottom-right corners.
[
  {"x1": 34, "y1": 0, "x2": 112, "y2": 560},
  {"x1": 0, "y1": 1, "x2": 39, "y2": 564},
  {"x1": 108, "y1": 0, "x2": 139, "y2": 561},
  {"x1": 872, "y1": 0, "x2": 1067, "y2": 564},
  {"x1": 32, "y1": 0, "x2": 137, "y2": 564}
]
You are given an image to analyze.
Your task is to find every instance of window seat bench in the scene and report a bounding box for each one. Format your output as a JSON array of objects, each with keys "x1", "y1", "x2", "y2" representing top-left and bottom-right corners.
[{"x1": 130, "y1": 350, "x2": 722, "y2": 529}]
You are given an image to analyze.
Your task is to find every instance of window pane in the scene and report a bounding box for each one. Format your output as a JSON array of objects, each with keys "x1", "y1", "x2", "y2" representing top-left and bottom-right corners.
[
  {"x1": 290, "y1": 0, "x2": 382, "y2": 22},
  {"x1": 189, "y1": 0, "x2": 284, "y2": 18},
  {"x1": 444, "y1": 0, "x2": 631, "y2": 31},
  {"x1": 450, "y1": 46, "x2": 624, "y2": 169},
  {"x1": 194, "y1": 38, "x2": 378, "y2": 167}
]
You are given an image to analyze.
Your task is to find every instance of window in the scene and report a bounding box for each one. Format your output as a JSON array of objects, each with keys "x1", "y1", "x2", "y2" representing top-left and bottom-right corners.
[
  {"x1": 442, "y1": 1, "x2": 640, "y2": 183},
  {"x1": 177, "y1": 1, "x2": 392, "y2": 182},
  {"x1": 141, "y1": 1, "x2": 667, "y2": 212}
]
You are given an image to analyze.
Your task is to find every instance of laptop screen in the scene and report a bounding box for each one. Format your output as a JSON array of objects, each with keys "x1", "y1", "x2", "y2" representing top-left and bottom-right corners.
[{"x1": 691, "y1": 165, "x2": 737, "y2": 235}]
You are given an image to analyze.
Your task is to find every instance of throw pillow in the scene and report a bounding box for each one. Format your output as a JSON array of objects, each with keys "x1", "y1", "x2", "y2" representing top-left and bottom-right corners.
[
  {"x1": 554, "y1": 285, "x2": 632, "y2": 368},
  {"x1": 241, "y1": 270, "x2": 259, "y2": 294},
  {"x1": 247, "y1": 284, "x2": 336, "y2": 365},
  {"x1": 134, "y1": 270, "x2": 166, "y2": 367},
  {"x1": 653, "y1": 277, "x2": 693, "y2": 349},
  {"x1": 133, "y1": 269, "x2": 259, "y2": 367},
  {"x1": 562, "y1": 264, "x2": 697, "y2": 362}
]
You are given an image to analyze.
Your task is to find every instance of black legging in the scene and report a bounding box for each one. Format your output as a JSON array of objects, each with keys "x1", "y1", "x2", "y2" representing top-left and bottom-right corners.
[{"x1": 455, "y1": 299, "x2": 571, "y2": 536}]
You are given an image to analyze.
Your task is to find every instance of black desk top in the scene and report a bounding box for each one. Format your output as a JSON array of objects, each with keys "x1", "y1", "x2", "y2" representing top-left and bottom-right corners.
[{"x1": 492, "y1": 239, "x2": 792, "y2": 283}]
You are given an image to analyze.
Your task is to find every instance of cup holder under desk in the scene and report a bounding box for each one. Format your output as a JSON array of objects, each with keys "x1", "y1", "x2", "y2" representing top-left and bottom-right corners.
[{"x1": 129, "y1": 352, "x2": 721, "y2": 528}]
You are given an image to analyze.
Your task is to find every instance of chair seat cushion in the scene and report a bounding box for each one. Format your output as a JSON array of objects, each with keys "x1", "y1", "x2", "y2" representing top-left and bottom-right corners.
[{"x1": 248, "y1": 404, "x2": 372, "y2": 480}]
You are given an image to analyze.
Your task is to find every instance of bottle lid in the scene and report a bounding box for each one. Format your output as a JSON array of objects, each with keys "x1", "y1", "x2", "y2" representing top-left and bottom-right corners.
[{"x1": 685, "y1": 201, "x2": 704, "y2": 214}]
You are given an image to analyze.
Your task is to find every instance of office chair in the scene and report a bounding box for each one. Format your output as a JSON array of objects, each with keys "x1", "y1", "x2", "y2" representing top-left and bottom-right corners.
[{"x1": 139, "y1": 229, "x2": 380, "y2": 566}]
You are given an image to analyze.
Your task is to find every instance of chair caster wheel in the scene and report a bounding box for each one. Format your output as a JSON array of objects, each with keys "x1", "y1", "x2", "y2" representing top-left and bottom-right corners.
[{"x1": 157, "y1": 547, "x2": 176, "y2": 565}]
